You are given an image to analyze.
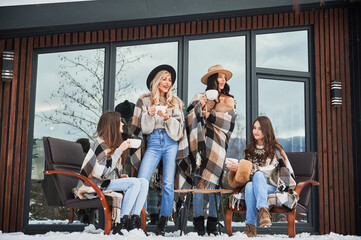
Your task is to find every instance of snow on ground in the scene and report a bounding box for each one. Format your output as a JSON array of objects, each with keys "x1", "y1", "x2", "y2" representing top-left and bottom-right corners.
[{"x1": 0, "y1": 225, "x2": 360, "y2": 240}]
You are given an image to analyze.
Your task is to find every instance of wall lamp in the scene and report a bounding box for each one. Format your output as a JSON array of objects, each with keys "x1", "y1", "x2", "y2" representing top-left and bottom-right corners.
[
  {"x1": 2, "y1": 50, "x2": 14, "y2": 82},
  {"x1": 331, "y1": 80, "x2": 342, "y2": 107}
]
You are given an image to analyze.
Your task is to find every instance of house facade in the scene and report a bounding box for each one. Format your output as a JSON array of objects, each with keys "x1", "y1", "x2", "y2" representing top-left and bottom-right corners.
[{"x1": 0, "y1": 0, "x2": 360, "y2": 235}]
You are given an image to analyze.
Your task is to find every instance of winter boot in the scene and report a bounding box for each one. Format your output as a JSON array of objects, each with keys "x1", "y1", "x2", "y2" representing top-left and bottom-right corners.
[
  {"x1": 155, "y1": 215, "x2": 168, "y2": 236},
  {"x1": 244, "y1": 223, "x2": 257, "y2": 237},
  {"x1": 258, "y1": 207, "x2": 272, "y2": 228},
  {"x1": 127, "y1": 215, "x2": 141, "y2": 231},
  {"x1": 206, "y1": 216, "x2": 218, "y2": 236},
  {"x1": 112, "y1": 215, "x2": 129, "y2": 235},
  {"x1": 149, "y1": 213, "x2": 159, "y2": 225},
  {"x1": 193, "y1": 216, "x2": 205, "y2": 236}
]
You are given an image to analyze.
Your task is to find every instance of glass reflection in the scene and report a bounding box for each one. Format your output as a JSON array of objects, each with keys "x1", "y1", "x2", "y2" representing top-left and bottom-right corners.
[
  {"x1": 188, "y1": 36, "x2": 246, "y2": 223},
  {"x1": 258, "y1": 78, "x2": 305, "y2": 152},
  {"x1": 188, "y1": 36, "x2": 247, "y2": 155},
  {"x1": 256, "y1": 30, "x2": 308, "y2": 72},
  {"x1": 115, "y1": 42, "x2": 178, "y2": 225},
  {"x1": 31, "y1": 49, "x2": 105, "y2": 225}
]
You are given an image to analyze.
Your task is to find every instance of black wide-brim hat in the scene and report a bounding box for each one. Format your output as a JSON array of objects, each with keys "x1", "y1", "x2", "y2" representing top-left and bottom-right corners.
[{"x1": 146, "y1": 64, "x2": 176, "y2": 90}]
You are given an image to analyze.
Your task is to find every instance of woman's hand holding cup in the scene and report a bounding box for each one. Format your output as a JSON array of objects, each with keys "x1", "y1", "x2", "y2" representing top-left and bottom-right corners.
[
  {"x1": 118, "y1": 139, "x2": 131, "y2": 151},
  {"x1": 199, "y1": 93, "x2": 207, "y2": 107},
  {"x1": 225, "y1": 158, "x2": 240, "y2": 172},
  {"x1": 148, "y1": 105, "x2": 156, "y2": 116},
  {"x1": 157, "y1": 107, "x2": 170, "y2": 120}
]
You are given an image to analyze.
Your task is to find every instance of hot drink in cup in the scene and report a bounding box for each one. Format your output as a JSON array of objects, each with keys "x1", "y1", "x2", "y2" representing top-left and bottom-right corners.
[
  {"x1": 205, "y1": 90, "x2": 218, "y2": 100},
  {"x1": 155, "y1": 106, "x2": 167, "y2": 114},
  {"x1": 129, "y1": 139, "x2": 141, "y2": 148}
]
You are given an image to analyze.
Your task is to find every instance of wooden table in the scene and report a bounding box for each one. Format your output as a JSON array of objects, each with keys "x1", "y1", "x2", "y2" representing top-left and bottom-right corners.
[{"x1": 174, "y1": 189, "x2": 233, "y2": 235}]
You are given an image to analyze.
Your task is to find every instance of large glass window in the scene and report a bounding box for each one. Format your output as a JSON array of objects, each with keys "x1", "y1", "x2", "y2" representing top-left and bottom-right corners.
[
  {"x1": 27, "y1": 28, "x2": 314, "y2": 232},
  {"x1": 256, "y1": 30, "x2": 309, "y2": 72},
  {"x1": 30, "y1": 48, "x2": 105, "y2": 225},
  {"x1": 258, "y1": 78, "x2": 305, "y2": 152},
  {"x1": 188, "y1": 36, "x2": 247, "y2": 157},
  {"x1": 115, "y1": 41, "x2": 178, "y2": 224}
]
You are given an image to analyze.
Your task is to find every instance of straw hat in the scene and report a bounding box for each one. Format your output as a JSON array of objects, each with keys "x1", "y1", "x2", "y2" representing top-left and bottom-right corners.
[
  {"x1": 201, "y1": 64, "x2": 233, "y2": 85},
  {"x1": 146, "y1": 64, "x2": 176, "y2": 90}
]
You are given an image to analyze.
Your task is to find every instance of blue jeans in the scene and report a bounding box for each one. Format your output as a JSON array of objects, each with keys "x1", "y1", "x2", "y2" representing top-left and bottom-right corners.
[
  {"x1": 105, "y1": 177, "x2": 149, "y2": 217},
  {"x1": 245, "y1": 171, "x2": 276, "y2": 226},
  {"x1": 137, "y1": 129, "x2": 178, "y2": 217},
  {"x1": 193, "y1": 191, "x2": 219, "y2": 218}
]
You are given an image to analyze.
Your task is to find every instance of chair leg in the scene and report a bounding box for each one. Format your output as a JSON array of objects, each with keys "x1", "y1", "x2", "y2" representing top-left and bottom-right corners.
[
  {"x1": 225, "y1": 207, "x2": 233, "y2": 236},
  {"x1": 141, "y1": 207, "x2": 147, "y2": 231},
  {"x1": 287, "y1": 209, "x2": 296, "y2": 238},
  {"x1": 68, "y1": 208, "x2": 74, "y2": 224},
  {"x1": 103, "y1": 205, "x2": 112, "y2": 235}
]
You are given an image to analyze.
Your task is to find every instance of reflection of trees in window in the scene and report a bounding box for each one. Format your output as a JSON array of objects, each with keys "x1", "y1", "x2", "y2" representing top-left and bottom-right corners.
[{"x1": 37, "y1": 48, "x2": 146, "y2": 139}]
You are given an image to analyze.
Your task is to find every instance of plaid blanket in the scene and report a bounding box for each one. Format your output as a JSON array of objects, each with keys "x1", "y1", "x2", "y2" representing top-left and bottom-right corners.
[
  {"x1": 186, "y1": 93, "x2": 236, "y2": 188},
  {"x1": 268, "y1": 158, "x2": 298, "y2": 211},
  {"x1": 73, "y1": 137, "x2": 123, "y2": 223},
  {"x1": 129, "y1": 94, "x2": 192, "y2": 190},
  {"x1": 230, "y1": 157, "x2": 298, "y2": 212}
]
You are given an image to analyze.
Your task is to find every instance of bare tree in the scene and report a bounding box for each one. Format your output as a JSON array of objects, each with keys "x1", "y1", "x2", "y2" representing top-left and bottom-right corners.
[{"x1": 38, "y1": 47, "x2": 147, "y2": 139}]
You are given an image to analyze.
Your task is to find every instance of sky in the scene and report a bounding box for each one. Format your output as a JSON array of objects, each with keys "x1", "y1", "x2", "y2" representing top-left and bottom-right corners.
[{"x1": 0, "y1": 226, "x2": 360, "y2": 240}]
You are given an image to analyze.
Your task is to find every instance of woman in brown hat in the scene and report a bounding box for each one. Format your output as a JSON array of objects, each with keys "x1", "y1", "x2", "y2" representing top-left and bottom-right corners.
[
  {"x1": 186, "y1": 64, "x2": 237, "y2": 236},
  {"x1": 130, "y1": 64, "x2": 188, "y2": 236}
]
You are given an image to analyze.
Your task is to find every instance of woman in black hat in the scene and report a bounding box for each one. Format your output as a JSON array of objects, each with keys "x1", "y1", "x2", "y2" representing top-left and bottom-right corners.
[{"x1": 130, "y1": 64, "x2": 186, "y2": 235}]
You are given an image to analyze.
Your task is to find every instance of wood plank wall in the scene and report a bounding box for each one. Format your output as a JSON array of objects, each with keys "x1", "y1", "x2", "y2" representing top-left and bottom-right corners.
[{"x1": 0, "y1": 7, "x2": 355, "y2": 235}]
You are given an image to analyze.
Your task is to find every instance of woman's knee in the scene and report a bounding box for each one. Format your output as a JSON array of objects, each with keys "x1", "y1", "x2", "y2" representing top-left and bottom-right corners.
[
  {"x1": 252, "y1": 171, "x2": 266, "y2": 181},
  {"x1": 138, "y1": 177, "x2": 149, "y2": 188},
  {"x1": 245, "y1": 181, "x2": 253, "y2": 192}
]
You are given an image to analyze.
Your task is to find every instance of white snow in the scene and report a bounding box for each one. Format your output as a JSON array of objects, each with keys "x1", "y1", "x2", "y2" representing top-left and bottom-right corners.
[{"x1": 0, "y1": 225, "x2": 360, "y2": 240}]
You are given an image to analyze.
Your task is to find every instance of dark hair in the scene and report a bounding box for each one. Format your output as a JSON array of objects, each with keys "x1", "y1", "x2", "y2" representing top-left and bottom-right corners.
[
  {"x1": 244, "y1": 116, "x2": 283, "y2": 164},
  {"x1": 76, "y1": 138, "x2": 90, "y2": 153},
  {"x1": 205, "y1": 73, "x2": 234, "y2": 99},
  {"x1": 97, "y1": 111, "x2": 126, "y2": 165}
]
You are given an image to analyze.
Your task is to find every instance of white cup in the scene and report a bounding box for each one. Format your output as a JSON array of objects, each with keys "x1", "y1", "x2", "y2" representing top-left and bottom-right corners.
[
  {"x1": 226, "y1": 158, "x2": 238, "y2": 165},
  {"x1": 205, "y1": 89, "x2": 218, "y2": 100},
  {"x1": 155, "y1": 105, "x2": 167, "y2": 114},
  {"x1": 129, "y1": 139, "x2": 141, "y2": 148}
]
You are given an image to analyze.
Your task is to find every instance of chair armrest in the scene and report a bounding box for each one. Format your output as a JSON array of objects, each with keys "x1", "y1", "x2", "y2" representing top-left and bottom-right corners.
[
  {"x1": 231, "y1": 187, "x2": 242, "y2": 194},
  {"x1": 294, "y1": 180, "x2": 319, "y2": 196},
  {"x1": 43, "y1": 170, "x2": 110, "y2": 210}
]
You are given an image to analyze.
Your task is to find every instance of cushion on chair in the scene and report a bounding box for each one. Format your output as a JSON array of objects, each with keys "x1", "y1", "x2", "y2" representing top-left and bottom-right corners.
[
  {"x1": 286, "y1": 152, "x2": 317, "y2": 214},
  {"x1": 43, "y1": 137, "x2": 86, "y2": 204}
]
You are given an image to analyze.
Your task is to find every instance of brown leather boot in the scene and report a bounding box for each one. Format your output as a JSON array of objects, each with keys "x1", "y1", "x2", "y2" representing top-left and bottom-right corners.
[
  {"x1": 244, "y1": 223, "x2": 257, "y2": 237},
  {"x1": 258, "y1": 207, "x2": 272, "y2": 228}
]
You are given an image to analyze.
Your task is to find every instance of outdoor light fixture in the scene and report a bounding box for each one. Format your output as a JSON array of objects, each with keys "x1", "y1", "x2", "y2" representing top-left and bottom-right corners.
[
  {"x1": 331, "y1": 79, "x2": 342, "y2": 107},
  {"x1": 2, "y1": 50, "x2": 14, "y2": 82}
]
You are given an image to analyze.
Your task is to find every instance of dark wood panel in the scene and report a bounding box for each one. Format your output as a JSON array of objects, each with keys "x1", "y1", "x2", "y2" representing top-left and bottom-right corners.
[
  {"x1": 10, "y1": 37, "x2": 27, "y2": 232},
  {"x1": 72, "y1": 32, "x2": 78, "y2": 45},
  {"x1": 0, "y1": 38, "x2": 6, "y2": 229},
  {"x1": 104, "y1": 29, "x2": 109, "y2": 42},
  {"x1": 0, "y1": 39, "x2": 12, "y2": 230},
  {"x1": 3, "y1": 38, "x2": 20, "y2": 232},
  {"x1": 343, "y1": 8, "x2": 355, "y2": 234},
  {"x1": 333, "y1": 8, "x2": 345, "y2": 234},
  {"x1": 17, "y1": 36, "x2": 34, "y2": 231},
  {"x1": 329, "y1": 8, "x2": 341, "y2": 234}
]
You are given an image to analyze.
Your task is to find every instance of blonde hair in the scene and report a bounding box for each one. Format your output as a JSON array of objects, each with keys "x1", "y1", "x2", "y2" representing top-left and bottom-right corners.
[{"x1": 149, "y1": 70, "x2": 183, "y2": 109}]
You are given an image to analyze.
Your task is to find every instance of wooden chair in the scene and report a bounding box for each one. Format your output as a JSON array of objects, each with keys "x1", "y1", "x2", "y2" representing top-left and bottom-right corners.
[
  {"x1": 225, "y1": 152, "x2": 319, "y2": 238},
  {"x1": 42, "y1": 136, "x2": 146, "y2": 234}
]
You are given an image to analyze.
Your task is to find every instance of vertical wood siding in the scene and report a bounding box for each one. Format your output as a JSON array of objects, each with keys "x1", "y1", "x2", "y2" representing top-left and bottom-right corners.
[{"x1": 0, "y1": 7, "x2": 355, "y2": 235}]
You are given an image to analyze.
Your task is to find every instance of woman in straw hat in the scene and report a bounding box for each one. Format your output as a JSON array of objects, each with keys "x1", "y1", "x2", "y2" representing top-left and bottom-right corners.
[
  {"x1": 130, "y1": 64, "x2": 188, "y2": 236},
  {"x1": 186, "y1": 64, "x2": 237, "y2": 235}
]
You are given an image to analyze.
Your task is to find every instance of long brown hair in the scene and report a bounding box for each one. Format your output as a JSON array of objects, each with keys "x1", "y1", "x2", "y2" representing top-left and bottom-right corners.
[
  {"x1": 244, "y1": 116, "x2": 283, "y2": 163},
  {"x1": 97, "y1": 111, "x2": 126, "y2": 165}
]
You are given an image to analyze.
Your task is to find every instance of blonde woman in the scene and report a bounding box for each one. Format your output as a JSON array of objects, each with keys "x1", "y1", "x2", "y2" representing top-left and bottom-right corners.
[{"x1": 130, "y1": 64, "x2": 185, "y2": 236}]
